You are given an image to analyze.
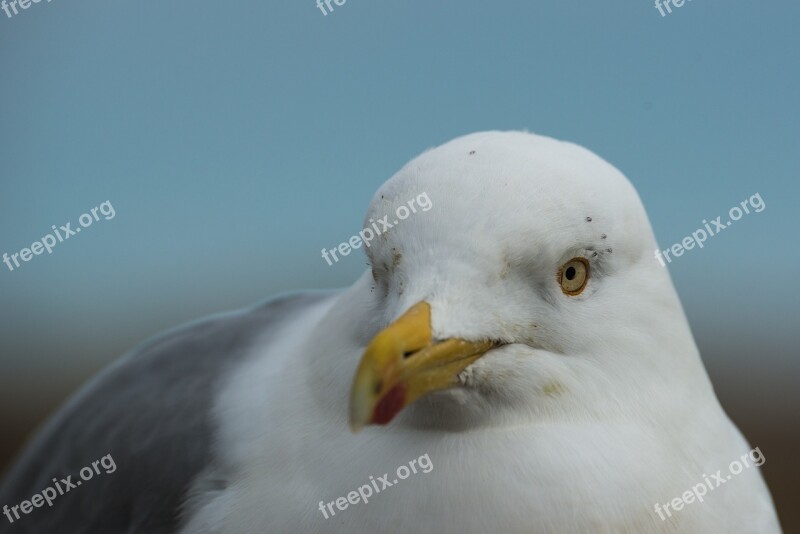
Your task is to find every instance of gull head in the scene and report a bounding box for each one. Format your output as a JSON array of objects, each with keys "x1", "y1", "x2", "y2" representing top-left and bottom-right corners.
[{"x1": 349, "y1": 131, "x2": 700, "y2": 432}]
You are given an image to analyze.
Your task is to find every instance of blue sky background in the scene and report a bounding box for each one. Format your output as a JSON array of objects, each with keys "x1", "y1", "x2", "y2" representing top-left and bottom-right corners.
[{"x1": 0, "y1": 0, "x2": 798, "y2": 519}]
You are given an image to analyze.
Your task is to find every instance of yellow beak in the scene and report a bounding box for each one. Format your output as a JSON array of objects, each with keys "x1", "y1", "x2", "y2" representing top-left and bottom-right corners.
[{"x1": 348, "y1": 302, "x2": 495, "y2": 432}]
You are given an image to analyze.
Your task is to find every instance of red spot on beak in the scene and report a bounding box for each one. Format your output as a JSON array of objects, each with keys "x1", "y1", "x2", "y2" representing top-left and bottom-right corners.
[{"x1": 372, "y1": 383, "x2": 407, "y2": 425}]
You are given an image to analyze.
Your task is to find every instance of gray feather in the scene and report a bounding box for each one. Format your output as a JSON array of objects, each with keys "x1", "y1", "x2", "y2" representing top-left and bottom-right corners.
[{"x1": 0, "y1": 292, "x2": 327, "y2": 534}]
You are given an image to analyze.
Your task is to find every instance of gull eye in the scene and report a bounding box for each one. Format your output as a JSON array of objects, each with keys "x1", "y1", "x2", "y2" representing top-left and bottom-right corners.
[{"x1": 558, "y1": 258, "x2": 589, "y2": 296}]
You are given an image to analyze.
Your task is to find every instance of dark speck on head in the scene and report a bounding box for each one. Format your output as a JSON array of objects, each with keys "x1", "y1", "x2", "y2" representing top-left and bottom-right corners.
[{"x1": 391, "y1": 250, "x2": 402, "y2": 270}]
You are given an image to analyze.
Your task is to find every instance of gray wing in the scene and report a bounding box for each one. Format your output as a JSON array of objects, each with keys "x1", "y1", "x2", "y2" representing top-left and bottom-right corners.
[{"x1": 0, "y1": 292, "x2": 329, "y2": 534}]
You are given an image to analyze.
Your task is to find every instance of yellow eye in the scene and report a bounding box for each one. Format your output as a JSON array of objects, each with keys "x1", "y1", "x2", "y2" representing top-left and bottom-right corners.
[{"x1": 558, "y1": 258, "x2": 589, "y2": 295}]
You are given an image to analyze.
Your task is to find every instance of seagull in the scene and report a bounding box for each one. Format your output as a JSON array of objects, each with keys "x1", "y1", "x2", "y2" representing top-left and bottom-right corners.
[{"x1": 0, "y1": 131, "x2": 780, "y2": 533}]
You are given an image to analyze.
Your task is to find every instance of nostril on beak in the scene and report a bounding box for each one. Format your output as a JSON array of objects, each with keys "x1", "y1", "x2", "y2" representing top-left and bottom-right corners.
[{"x1": 402, "y1": 350, "x2": 416, "y2": 359}]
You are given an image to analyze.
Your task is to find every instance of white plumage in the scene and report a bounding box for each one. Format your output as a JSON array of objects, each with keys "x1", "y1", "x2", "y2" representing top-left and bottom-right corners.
[{"x1": 179, "y1": 131, "x2": 780, "y2": 533}]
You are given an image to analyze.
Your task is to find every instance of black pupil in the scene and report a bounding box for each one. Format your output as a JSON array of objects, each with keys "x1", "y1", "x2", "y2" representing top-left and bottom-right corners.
[{"x1": 565, "y1": 266, "x2": 576, "y2": 280}]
